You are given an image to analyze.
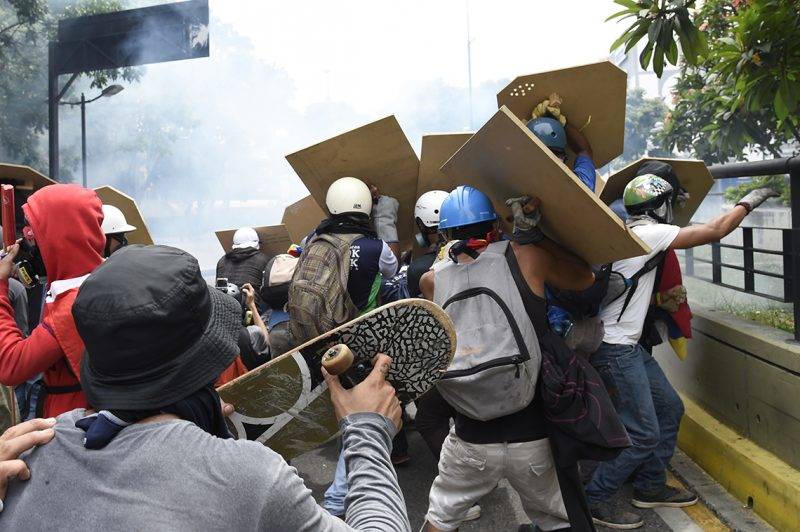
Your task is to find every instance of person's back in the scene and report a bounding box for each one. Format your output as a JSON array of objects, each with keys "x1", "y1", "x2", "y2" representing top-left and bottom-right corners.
[
  {"x1": 216, "y1": 227, "x2": 270, "y2": 308},
  {"x1": 4, "y1": 410, "x2": 298, "y2": 530}
]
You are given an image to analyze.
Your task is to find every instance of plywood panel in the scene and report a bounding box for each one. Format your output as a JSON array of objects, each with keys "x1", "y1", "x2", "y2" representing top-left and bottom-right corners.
[
  {"x1": 282, "y1": 195, "x2": 325, "y2": 244},
  {"x1": 0, "y1": 163, "x2": 55, "y2": 190},
  {"x1": 416, "y1": 133, "x2": 472, "y2": 199},
  {"x1": 285, "y1": 116, "x2": 419, "y2": 246},
  {"x1": 440, "y1": 106, "x2": 648, "y2": 264},
  {"x1": 600, "y1": 157, "x2": 714, "y2": 227},
  {"x1": 497, "y1": 61, "x2": 626, "y2": 167},
  {"x1": 215, "y1": 224, "x2": 293, "y2": 258},
  {"x1": 94, "y1": 186, "x2": 154, "y2": 245}
]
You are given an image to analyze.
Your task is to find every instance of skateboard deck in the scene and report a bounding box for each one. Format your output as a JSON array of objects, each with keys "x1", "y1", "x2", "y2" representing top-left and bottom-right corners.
[{"x1": 217, "y1": 299, "x2": 455, "y2": 460}]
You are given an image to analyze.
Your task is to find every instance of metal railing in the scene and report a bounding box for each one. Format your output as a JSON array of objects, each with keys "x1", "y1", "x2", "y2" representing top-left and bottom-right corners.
[{"x1": 683, "y1": 156, "x2": 799, "y2": 341}]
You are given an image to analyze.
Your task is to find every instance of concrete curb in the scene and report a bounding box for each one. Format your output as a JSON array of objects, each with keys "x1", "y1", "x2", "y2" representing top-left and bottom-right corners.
[{"x1": 677, "y1": 394, "x2": 800, "y2": 531}]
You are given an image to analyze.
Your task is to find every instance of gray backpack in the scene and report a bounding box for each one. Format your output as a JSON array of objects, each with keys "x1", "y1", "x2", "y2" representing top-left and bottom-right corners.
[{"x1": 433, "y1": 241, "x2": 541, "y2": 421}]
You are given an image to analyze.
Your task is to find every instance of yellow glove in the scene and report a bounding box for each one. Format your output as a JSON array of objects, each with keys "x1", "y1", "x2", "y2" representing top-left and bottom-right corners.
[{"x1": 530, "y1": 92, "x2": 567, "y2": 126}]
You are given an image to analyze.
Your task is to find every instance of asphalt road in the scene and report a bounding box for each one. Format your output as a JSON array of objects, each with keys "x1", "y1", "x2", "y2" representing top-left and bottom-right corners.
[{"x1": 293, "y1": 429, "x2": 677, "y2": 531}]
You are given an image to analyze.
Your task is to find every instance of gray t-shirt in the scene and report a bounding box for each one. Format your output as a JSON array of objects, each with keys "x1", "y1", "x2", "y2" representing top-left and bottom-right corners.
[{"x1": 1, "y1": 410, "x2": 410, "y2": 531}]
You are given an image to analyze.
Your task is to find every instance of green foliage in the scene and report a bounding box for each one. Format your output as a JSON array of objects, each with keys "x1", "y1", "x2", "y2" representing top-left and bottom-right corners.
[
  {"x1": 723, "y1": 174, "x2": 790, "y2": 205},
  {"x1": 619, "y1": 87, "x2": 670, "y2": 166},
  {"x1": 611, "y1": 0, "x2": 800, "y2": 162},
  {"x1": 718, "y1": 301, "x2": 794, "y2": 333},
  {"x1": 607, "y1": 0, "x2": 708, "y2": 77},
  {"x1": 0, "y1": 0, "x2": 139, "y2": 176}
]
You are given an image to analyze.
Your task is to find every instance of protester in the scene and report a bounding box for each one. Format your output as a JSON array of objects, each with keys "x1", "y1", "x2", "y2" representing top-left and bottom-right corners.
[
  {"x1": 407, "y1": 190, "x2": 449, "y2": 298},
  {"x1": 100, "y1": 204, "x2": 137, "y2": 258},
  {"x1": 216, "y1": 226, "x2": 270, "y2": 310},
  {"x1": 0, "y1": 185, "x2": 104, "y2": 417},
  {"x1": 419, "y1": 186, "x2": 595, "y2": 532},
  {"x1": 584, "y1": 176, "x2": 777, "y2": 528},
  {"x1": 1, "y1": 245, "x2": 409, "y2": 531},
  {"x1": 527, "y1": 114, "x2": 597, "y2": 191},
  {"x1": 287, "y1": 176, "x2": 399, "y2": 518},
  {"x1": 260, "y1": 252, "x2": 298, "y2": 357}
]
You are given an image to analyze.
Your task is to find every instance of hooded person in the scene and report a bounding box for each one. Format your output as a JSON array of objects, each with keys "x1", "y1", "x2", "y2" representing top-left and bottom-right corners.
[
  {"x1": 216, "y1": 226, "x2": 270, "y2": 310},
  {"x1": 0, "y1": 184, "x2": 104, "y2": 418},
  {"x1": 1, "y1": 245, "x2": 408, "y2": 531}
]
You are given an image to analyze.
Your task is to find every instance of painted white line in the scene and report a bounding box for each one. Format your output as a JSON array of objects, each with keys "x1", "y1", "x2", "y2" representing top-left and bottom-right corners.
[{"x1": 654, "y1": 507, "x2": 703, "y2": 532}]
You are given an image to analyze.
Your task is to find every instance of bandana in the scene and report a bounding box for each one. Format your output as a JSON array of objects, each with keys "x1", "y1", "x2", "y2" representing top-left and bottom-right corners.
[{"x1": 76, "y1": 385, "x2": 231, "y2": 449}]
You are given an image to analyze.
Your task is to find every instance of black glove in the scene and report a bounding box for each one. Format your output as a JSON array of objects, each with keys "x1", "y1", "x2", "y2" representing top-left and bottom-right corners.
[{"x1": 505, "y1": 196, "x2": 544, "y2": 245}]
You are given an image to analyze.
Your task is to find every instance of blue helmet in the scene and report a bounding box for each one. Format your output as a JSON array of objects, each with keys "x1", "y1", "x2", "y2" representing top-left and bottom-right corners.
[
  {"x1": 526, "y1": 117, "x2": 567, "y2": 152},
  {"x1": 438, "y1": 185, "x2": 497, "y2": 231}
]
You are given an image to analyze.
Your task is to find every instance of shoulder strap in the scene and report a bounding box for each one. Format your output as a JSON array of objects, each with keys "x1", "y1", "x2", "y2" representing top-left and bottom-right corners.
[
  {"x1": 504, "y1": 244, "x2": 550, "y2": 338},
  {"x1": 616, "y1": 250, "x2": 668, "y2": 322}
]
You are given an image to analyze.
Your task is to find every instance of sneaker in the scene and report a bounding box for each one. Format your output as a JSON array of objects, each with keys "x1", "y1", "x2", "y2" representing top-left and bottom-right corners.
[
  {"x1": 590, "y1": 502, "x2": 644, "y2": 530},
  {"x1": 631, "y1": 485, "x2": 698, "y2": 509},
  {"x1": 464, "y1": 504, "x2": 481, "y2": 522}
]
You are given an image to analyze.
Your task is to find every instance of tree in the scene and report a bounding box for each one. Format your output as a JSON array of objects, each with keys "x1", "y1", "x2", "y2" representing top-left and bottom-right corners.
[
  {"x1": 618, "y1": 87, "x2": 670, "y2": 167},
  {"x1": 609, "y1": 0, "x2": 800, "y2": 163},
  {"x1": 0, "y1": 0, "x2": 139, "y2": 178},
  {"x1": 724, "y1": 174, "x2": 790, "y2": 205}
]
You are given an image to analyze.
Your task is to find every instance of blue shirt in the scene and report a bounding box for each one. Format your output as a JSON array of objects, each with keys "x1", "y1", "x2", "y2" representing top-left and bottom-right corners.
[{"x1": 573, "y1": 154, "x2": 596, "y2": 191}]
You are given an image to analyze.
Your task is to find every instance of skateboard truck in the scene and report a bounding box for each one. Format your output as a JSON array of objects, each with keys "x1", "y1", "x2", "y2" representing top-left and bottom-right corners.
[{"x1": 321, "y1": 344, "x2": 371, "y2": 389}]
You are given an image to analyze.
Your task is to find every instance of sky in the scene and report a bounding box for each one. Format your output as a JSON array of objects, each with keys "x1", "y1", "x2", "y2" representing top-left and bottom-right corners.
[{"x1": 58, "y1": 0, "x2": 635, "y2": 270}]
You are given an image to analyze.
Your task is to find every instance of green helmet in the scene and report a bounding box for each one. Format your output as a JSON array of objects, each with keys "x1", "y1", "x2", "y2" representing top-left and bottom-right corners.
[{"x1": 623, "y1": 174, "x2": 675, "y2": 223}]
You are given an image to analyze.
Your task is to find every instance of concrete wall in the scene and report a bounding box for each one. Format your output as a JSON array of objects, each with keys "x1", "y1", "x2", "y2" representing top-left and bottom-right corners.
[{"x1": 654, "y1": 305, "x2": 800, "y2": 469}]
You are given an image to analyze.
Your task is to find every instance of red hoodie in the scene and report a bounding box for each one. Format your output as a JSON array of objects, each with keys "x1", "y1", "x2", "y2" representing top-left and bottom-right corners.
[{"x1": 0, "y1": 184, "x2": 104, "y2": 417}]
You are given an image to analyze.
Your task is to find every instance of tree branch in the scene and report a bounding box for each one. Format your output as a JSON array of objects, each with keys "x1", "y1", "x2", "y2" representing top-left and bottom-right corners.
[{"x1": 0, "y1": 21, "x2": 23, "y2": 36}]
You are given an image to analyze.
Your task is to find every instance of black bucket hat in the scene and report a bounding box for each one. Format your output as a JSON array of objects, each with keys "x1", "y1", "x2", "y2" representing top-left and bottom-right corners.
[{"x1": 74, "y1": 245, "x2": 241, "y2": 410}]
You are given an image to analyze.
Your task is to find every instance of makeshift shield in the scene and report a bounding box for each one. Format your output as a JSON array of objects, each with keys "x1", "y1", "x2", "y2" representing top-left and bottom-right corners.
[{"x1": 94, "y1": 186, "x2": 154, "y2": 245}]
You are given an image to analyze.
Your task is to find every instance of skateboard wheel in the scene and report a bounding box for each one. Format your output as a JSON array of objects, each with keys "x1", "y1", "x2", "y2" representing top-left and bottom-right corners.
[{"x1": 322, "y1": 344, "x2": 354, "y2": 376}]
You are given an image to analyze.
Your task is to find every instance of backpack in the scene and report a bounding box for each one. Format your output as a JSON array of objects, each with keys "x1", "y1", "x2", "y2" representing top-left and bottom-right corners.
[
  {"x1": 434, "y1": 241, "x2": 541, "y2": 421},
  {"x1": 288, "y1": 233, "x2": 361, "y2": 344},
  {"x1": 548, "y1": 250, "x2": 667, "y2": 322},
  {"x1": 380, "y1": 266, "x2": 411, "y2": 303},
  {"x1": 261, "y1": 254, "x2": 299, "y2": 310}
]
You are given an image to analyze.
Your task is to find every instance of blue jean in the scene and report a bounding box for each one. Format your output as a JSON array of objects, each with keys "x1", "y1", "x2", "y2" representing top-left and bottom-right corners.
[
  {"x1": 323, "y1": 445, "x2": 348, "y2": 516},
  {"x1": 584, "y1": 343, "x2": 685, "y2": 504}
]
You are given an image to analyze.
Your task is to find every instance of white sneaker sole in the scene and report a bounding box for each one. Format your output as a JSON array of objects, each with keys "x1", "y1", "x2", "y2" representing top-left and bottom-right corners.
[
  {"x1": 591, "y1": 517, "x2": 644, "y2": 530},
  {"x1": 631, "y1": 498, "x2": 698, "y2": 509}
]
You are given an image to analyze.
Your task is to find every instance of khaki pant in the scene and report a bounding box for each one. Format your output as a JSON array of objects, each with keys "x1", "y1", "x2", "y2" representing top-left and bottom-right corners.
[{"x1": 425, "y1": 428, "x2": 569, "y2": 531}]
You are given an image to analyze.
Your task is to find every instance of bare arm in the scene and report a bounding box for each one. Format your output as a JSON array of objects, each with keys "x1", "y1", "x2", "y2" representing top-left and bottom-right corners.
[
  {"x1": 242, "y1": 284, "x2": 269, "y2": 346},
  {"x1": 670, "y1": 205, "x2": 747, "y2": 250},
  {"x1": 419, "y1": 270, "x2": 434, "y2": 301}
]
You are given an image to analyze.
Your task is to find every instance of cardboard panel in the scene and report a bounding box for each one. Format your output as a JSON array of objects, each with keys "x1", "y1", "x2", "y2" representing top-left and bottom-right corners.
[
  {"x1": 600, "y1": 157, "x2": 714, "y2": 227},
  {"x1": 285, "y1": 116, "x2": 420, "y2": 246},
  {"x1": 416, "y1": 133, "x2": 473, "y2": 199},
  {"x1": 282, "y1": 195, "x2": 325, "y2": 244},
  {"x1": 94, "y1": 185, "x2": 154, "y2": 245},
  {"x1": 497, "y1": 61, "x2": 626, "y2": 167},
  {"x1": 0, "y1": 163, "x2": 56, "y2": 190},
  {"x1": 440, "y1": 107, "x2": 649, "y2": 265},
  {"x1": 215, "y1": 224, "x2": 293, "y2": 258}
]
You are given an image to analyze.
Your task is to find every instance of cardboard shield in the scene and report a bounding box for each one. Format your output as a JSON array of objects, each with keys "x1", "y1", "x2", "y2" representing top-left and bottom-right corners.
[
  {"x1": 0, "y1": 163, "x2": 56, "y2": 190},
  {"x1": 496, "y1": 61, "x2": 627, "y2": 167},
  {"x1": 282, "y1": 195, "x2": 326, "y2": 244},
  {"x1": 216, "y1": 224, "x2": 293, "y2": 258},
  {"x1": 94, "y1": 186, "x2": 154, "y2": 245},
  {"x1": 440, "y1": 107, "x2": 649, "y2": 265},
  {"x1": 285, "y1": 116, "x2": 420, "y2": 246},
  {"x1": 600, "y1": 157, "x2": 714, "y2": 227},
  {"x1": 416, "y1": 133, "x2": 473, "y2": 199}
]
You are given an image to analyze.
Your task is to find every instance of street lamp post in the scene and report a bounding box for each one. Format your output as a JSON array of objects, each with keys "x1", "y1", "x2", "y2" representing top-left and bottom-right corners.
[{"x1": 60, "y1": 84, "x2": 124, "y2": 188}]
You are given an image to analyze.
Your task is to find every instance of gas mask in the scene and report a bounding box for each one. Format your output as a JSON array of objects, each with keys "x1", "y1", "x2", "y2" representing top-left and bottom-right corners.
[
  {"x1": 104, "y1": 233, "x2": 129, "y2": 258},
  {"x1": 414, "y1": 232, "x2": 428, "y2": 248},
  {"x1": 15, "y1": 228, "x2": 46, "y2": 288}
]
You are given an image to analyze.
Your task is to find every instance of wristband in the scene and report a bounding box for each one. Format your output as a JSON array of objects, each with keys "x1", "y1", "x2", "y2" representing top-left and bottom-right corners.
[{"x1": 735, "y1": 201, "x2": 752, "y2": 214}]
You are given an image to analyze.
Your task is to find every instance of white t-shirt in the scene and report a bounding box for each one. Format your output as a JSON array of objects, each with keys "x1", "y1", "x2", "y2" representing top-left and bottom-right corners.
[{"x1": 600, "y1": 222, "x2": 680, "y2": 345}]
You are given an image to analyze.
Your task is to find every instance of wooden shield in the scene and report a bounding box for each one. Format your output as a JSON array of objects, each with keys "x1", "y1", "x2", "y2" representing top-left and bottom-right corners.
[
  {"x1": 282, "y1": 195, "x2": 325, "y2": 244},
  {"x1": 0, "y1": 163, "x2": 55, "y2": 190},
  {"x1": 215, "y1": 224, "x2": 293, "y2": 257},
  {"x1": 416, "y1": 133, "x2": 472, "y2": 199},
  {"x1": 497, "y1": 61, "x2": 627, "y2": 167},
  {"x1": 94, "y1": 186, "x2": 154, "y2": 245},
  {"x1": 440, "y1": 107, "x2": 649, "y2": 265},
  {"x1": 285, "y1": 116, "x2": 420, "y2": 246},
  {"x1": 600, "y1": 157, "x2": 714, "y2": 227}
]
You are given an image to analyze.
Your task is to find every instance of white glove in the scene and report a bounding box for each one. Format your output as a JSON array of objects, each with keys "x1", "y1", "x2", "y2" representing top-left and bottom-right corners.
[{"x1": 737, "y1": 188, "x2": 779, "y2": 213}]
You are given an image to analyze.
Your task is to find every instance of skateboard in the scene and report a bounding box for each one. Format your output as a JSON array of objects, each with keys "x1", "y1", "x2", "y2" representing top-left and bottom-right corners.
[{"x1": 217, "y1": 299, "x2": 456, "y2": 460}]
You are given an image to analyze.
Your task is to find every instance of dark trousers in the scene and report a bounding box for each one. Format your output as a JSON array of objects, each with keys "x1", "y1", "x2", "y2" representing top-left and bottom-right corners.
[{"x1": 415, "y1": 387, "x2": 456, "y2": 459}]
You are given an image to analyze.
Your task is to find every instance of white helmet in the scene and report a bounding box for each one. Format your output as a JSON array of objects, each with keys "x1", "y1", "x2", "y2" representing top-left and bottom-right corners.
[
  {"x1": 325, "y1": 177, "x2": 372, "y2": 216},
  {"x1": 414, "y1": 190, "x2": 449, "y2": 228},
  {"x1": 232, "y1": 226, "x2": 260, "y2": 249},
  {"x1": 101, "y1": 205, "x2": 137, "y2": 235}
]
